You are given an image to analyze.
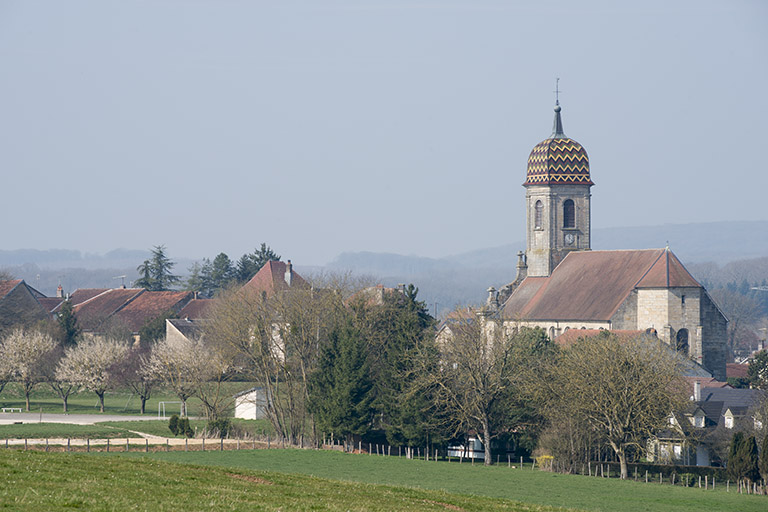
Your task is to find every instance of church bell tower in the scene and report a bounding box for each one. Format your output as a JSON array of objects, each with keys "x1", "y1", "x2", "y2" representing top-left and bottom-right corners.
[{"x1": 524, "y1": 101, "x2": 593, "y2": 277}]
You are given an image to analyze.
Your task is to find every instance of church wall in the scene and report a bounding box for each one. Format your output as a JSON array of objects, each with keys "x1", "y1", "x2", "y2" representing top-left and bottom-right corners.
[
  {"x1": 636, "y1": 289, "x2": 671, "y2": 337},
  {"x1": 502, "y1": 319, "x2": 609, "y2": 341},
  {"x1": 610, "y1": 290, "x2": 638, "y2": 329},
  {"x1": 700, "y1": 292, "x2": 727, "y2": 381}
]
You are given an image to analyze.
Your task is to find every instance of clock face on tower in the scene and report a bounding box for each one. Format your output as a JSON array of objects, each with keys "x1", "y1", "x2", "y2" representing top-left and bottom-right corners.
[{"x1": 564, "y1": 233, "x2": 575, "y2": 246}]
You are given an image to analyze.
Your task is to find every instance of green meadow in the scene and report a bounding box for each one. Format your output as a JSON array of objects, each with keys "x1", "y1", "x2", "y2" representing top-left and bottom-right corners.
[
  {"x1": 127, "y1": 448, "x2": 765, "y2": 512},
  {"x1": 0, "y1": 450, "x2": 559, "y2": 511}
]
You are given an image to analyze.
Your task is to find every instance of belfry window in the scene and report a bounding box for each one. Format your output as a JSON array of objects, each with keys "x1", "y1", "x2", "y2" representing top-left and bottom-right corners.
[
  {"x1": 534, "y1": 200, "x2": 543, "y2": 229},
  {"x1": 563, "y1": 199, "x2": 575, "y2": 228},
  {"x1": 676, "y1": 329, "x2": 689, "y2": 356}
]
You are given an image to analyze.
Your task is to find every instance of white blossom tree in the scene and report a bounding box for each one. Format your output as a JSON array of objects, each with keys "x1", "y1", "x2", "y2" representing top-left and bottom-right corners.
[
  {"x1": 145, "y1": 335, "x2": 227, "y2": 418},
  {"x1": 1, "y1": 328, "x2": 57, "y2": 411},
  {"x1": 56, "y1": 337, "x2": 128, "y2": 412}
]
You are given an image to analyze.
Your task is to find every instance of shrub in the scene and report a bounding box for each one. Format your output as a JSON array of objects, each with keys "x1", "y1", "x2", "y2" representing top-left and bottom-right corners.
[
  {"x1": 177, "y1": 417, "x2": 194, "y2": 438},
  {"x1": 168, "y1": 415, "x2": 180, "y2": 436},
  {"x1": 207, "y1": 418, "x2": 231, "y2": 438}
]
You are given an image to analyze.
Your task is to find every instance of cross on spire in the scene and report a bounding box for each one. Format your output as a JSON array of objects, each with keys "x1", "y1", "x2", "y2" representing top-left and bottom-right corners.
[{"x1": 554, "y1": 77, "x2": 561, "y2": 106}]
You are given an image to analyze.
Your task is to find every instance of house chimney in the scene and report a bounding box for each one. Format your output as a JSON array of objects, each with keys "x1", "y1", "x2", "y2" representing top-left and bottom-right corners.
[
  {"x1": 284, "y1": 260, "x2": 293, "y2": 287},
  {"x1": 694, "y1": 381, "x2": 701, "y2": 402},
  {"x1": 56, "y1": 285, "x2": 64, "y2": 298},
  {"x1": 396, "y1": 284, "x2": 406, "y2": 294}
]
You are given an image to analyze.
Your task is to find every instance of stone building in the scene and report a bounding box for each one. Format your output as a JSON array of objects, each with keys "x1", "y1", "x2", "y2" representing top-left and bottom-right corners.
[{"x1": 490, "y1": 102, "x2": 728, "y2": 381}]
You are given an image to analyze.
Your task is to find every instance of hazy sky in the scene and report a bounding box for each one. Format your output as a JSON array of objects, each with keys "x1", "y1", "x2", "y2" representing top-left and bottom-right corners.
[{"x1": 1, "y1": 0, "x2": 766, "y2": 266}]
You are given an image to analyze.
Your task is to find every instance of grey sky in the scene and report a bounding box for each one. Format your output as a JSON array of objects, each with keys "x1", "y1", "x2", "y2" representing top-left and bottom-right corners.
[{"x1": 1, "y1": 0, "x2": 766, "y2": 266}]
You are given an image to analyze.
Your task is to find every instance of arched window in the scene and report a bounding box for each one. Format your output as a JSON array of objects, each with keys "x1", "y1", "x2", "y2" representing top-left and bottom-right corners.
[
  {"x1": 534, "y1": 200, "x2": 543, "y2": 229},
  {"x1": 563, "y1": 199, "x2": 575, "y2": 228},
  {"x1": 676, "y1": 329, "x2": 689, "y2": 356}
]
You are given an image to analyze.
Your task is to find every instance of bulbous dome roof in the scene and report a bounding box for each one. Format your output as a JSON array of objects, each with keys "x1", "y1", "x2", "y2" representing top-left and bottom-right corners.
[{"x1": 524, "y1": 105, "x2": 592, "y2": 187}]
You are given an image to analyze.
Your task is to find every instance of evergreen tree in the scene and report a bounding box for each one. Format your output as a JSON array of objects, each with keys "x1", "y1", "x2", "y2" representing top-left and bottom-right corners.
[
  {"x1": 742, "y1": 435, "x2": 761, "y2": 484},
  {"x1": 56, "y1": 299, "x2": 80, "y2": 347},
  {"x1": 363, "y1": 284, "x2": 443, "y2": 447},
  {"x1": 727, "y1": 431, "x2": 746, "y2": 481},
  {"x1": 209, "y1": 253, "x2": 235, "y2": 292},
  {"x1": 235, "y1": 243, "x2": 280, "y2": 283},
  {"x1": 135, "y1": 245, "x2": 180, "y2": 291},
  {"x1": 185, "y1": 262, "x2": 205, "y2": 295},
  {"x1": 759, "y1": 434, "x2": 768, "y2": 483},
  {"x1": 309, "y1": 319, "x2": 374, "y2": 444},
  {"x1": 748, "y1": 350, "x2": 768, "y2": 389}
]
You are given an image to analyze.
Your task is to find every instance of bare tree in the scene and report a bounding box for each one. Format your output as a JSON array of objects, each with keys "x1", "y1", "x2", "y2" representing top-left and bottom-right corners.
[
  {"x1": 111, "y1": 344, "x2": 158, "y2": 414},
  {"x1": 56, "y1": 337, "x2": 128, "y2": 412},
  {"x1": 710, "y1": 289, "x2": 762, "y2": 358},
  {"x1": 1, "y1": 328, "x2": 57, "y2": 411},
  {"x1": 207, "y1": 279, "x2": 349, "y2": 444},
  {"x1": 423, "y1": 314, "x2": 550, "y2": 465},
  {"x1": 41, "y1": 345, "x2": 76, "y2": 412},
  {"x1": 539, "y1": 332, "x2": 688, "y2": 479},
  {"x1": 145, "y1": 334, "x2": 230, "y2": 418}
]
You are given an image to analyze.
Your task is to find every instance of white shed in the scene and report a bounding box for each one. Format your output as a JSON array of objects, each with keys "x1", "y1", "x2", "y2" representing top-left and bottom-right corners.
[{"x1": 234, "y1": 387, "x2": 267, "y2": 420}]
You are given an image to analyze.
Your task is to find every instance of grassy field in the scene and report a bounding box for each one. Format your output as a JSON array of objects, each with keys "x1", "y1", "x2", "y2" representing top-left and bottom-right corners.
[
  {"x1": 131, "y1": 448, "x2": 767, "y2": 512},
  {"x1": 0, "y1": 450, "x2": 558, "y2": 512},
  {"x1": 0, "y1": 382, "x2": 257, "y2": 417},
  {"x1": 0, "y1": 423, "x2": 141, "y2": 439}
]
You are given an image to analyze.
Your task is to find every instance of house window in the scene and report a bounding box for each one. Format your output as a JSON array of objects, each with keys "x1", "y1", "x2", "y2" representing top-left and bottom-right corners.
[
  {"x1": 534, "y1": 200, "x2": 543, "y2": 229},
  {"x1": 725, "y1": 415, "x2": 734, "y2": 429},
  {"x1": 563, "y1": 199, "x2": 575, "y2": 228},
  {"x1": 695, "y1": 415, "x2": 704, "y2": 428},
  {"x1": 676, "y1": 329, "x2": 689, "y2": 356}
]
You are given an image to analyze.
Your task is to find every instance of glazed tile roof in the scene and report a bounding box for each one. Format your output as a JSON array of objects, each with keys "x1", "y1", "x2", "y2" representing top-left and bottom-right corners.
[
  {"x1": 241, "y1": 260, "x2": 309, "y2": 298},
  {"x1": 501, "y1": 249, "x2": 703, "y2": 322},
  {"x1": 525, "y1": 137, "x2": 592, "y2": 186}
]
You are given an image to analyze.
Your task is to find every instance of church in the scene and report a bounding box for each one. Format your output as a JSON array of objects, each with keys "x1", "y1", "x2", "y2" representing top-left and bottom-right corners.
[{"x1": 485, "y1": 101, "x2": 727, "y2": 381}]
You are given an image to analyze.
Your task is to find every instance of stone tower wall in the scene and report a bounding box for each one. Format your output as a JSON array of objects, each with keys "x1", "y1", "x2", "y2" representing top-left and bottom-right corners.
[{"x1": 525, "y1": 184, "x2": 591, "y2": 277}]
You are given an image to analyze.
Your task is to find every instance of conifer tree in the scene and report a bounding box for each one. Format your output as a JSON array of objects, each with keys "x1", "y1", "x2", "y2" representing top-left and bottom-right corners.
[
  {"x1": 727, "y1": 431, "x2": 746, "y2": 482},
  {"x1": 56, "y1": 299, "x2": 80, "y2": 347},
  {"x1": 742, "y1": 435, "x2": 761, "y2": 484},
  {"x1": 309, "y1": 319, "x2": 374, "y2": 444},
  {"x1": 759, "y1": 434, "x2": 768, "y2": 484}
]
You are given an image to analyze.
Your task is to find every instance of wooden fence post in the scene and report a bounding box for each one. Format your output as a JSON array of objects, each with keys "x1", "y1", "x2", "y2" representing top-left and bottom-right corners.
[
  {"x1": 106, "y1": 439, "x2": 109, "y2": 452},
  {"x1": 146, "y1": 439, "x2": 149, "y2": 453}
]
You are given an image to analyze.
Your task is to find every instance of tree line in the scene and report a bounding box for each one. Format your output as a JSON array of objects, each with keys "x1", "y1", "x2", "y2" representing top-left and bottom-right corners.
[{"x1": 2, "y1": 273, "x2": 768, "y2": 486}]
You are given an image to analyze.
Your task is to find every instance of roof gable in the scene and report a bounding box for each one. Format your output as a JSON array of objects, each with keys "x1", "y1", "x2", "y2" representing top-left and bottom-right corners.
[
  {"x1": 635, "y1": 250, "x2": 701, "y2": 288},
  {"x1": 0, "y1": 280, "x2": 23, "y2": 299},
  {"x1": 241, "y1": 261, "x2": 309, "y2": 298}
]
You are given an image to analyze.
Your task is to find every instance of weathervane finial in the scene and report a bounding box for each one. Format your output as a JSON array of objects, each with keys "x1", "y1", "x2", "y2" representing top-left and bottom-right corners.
[{"x1": 554, "y1": 77, "x2": 561, "y2": 106}]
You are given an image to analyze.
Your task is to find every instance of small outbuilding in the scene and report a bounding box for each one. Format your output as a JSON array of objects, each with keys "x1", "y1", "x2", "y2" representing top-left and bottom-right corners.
[{"x1": 234, "y1": 387, "x2": 267, "y2": 420}]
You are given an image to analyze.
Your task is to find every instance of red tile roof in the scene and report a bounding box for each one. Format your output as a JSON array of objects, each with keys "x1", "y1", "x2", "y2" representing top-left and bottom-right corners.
[
  {"x1": 726, "y1": 363, "x2": 749, "y2": 379},
  {"x1": 241, "y1": 260, "x2": 309, "y2": 298},
  {"x1": 114, "y1": 290, "x2": 193, "y2": 332},
  {"x1": 37, "y1": 297, "x2": 64, "y2": 312},
  {"x1": 554, "y1": 328, "x2": 646, "y2": 347},
  {"x1": 502, "y1": 249, "x2": 702, "y2": 322},
  {"x1": 0, "y1": 280, "x2": 22, "y2": 299},
  {"x1": 177, "y1": 298, "x2": 214, "y2": 320},
  {"x1": 73, "y1": 288, "x2": 144, "y2": 330}
]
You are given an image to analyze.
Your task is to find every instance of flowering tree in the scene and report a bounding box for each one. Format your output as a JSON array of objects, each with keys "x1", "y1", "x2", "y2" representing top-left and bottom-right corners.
[
  {"x1": 1, "y1": 328, "x2": 57, "y2": 411},
  {"x1": 56, "y1": 337, "x2": 128, "y2": 412},
  {"x1": 145, "y1": 335, "x2": 228, "y2": 418}
]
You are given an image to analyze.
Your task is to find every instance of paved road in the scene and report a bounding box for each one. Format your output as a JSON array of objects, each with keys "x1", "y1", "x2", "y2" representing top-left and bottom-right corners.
[{"x1": 0, "y1": 412, "x2": 174, "y2": 425}]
